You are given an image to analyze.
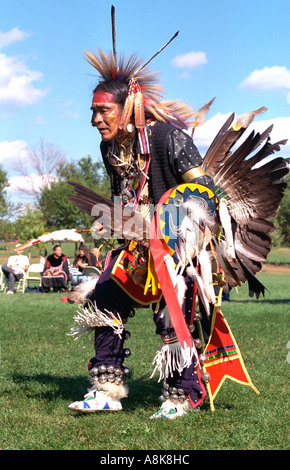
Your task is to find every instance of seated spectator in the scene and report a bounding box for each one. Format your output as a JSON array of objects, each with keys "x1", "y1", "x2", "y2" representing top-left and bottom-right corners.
[
  {"x1": 1, "y1": 244, "x2": 30, "y2": 294},
  {"x1": 69, "y1": 245, "x2": 96, "y2": 288},
  {"x1": 92, "y1": 245, "x2": 105, "y2": 270},
  {"x1": 41, "y1": 245, "x2": 69, "y2": 292}
]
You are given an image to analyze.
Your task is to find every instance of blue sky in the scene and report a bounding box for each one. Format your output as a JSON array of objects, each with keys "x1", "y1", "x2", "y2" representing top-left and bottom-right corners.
[{"x1": 1, "y1": 0, "x2": 289, "y2": 203}]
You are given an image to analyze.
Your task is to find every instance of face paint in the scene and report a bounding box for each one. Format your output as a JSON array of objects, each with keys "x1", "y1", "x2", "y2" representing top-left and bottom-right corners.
[{"x1": 91, "y1": 91, "x2": 124, "y2": 141}]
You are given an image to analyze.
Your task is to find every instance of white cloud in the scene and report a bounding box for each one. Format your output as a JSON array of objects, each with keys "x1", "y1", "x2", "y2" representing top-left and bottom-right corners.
[
  {"x1": 172, "y1": 51, "x2": 208, "y2": 69},
  {"x1": 0, "y1": 53, "x2": 49, "y2": 108},
  {"x1": 0, "y1": 27, "x2": 48, "y2": 109},
  {"x1": 8, "y1": 174, "x2": 43, "y2": 193},
  {"x1": 61, "y1": 110, "x2": 79, "y2": 119},
  {"x1": 0, "y1": 27, "x2": 32, "y2": 49},
  {"x1": 239, "y1": 66, "x2": 290, "y2": 92},
  {"x1": 0, "y1": 139, "x2": 28, "y2": 164},
  {"x1": 193, "y1": 113, "x2": 290, "y2": 158}
]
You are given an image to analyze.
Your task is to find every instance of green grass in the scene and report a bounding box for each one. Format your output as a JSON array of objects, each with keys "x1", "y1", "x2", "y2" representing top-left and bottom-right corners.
[{"x1": 0, "y1": 271, "x2": 289, "y2": 450}]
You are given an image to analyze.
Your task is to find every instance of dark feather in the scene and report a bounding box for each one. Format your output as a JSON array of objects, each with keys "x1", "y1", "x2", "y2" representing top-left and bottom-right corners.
[
  {"x1": 68, "y1": 181, "x2": 147, "y2": 240},
  {"x1": 206, "y1": 113, "x2": 289, "y2": 295}
]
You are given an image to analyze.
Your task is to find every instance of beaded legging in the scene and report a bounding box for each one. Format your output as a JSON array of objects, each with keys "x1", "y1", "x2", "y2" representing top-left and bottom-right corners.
[{"x1": 87, "y1": 250, "x2": 209, "y2": 407}]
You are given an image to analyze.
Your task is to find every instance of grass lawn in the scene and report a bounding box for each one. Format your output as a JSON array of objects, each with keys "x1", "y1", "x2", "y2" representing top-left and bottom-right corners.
[{"x1": 0, "y1": 266, "x2": 289, "y2": 450}]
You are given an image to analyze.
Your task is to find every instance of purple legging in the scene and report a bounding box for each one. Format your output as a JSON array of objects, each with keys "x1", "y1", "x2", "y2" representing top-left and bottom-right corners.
[{"x1": 86, "y1": 248, "x2": 210, "y2": 406}]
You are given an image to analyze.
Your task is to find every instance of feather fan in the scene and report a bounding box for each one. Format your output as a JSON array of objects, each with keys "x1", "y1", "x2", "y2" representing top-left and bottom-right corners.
[
  {"x1": 205, "y1": 110, "x2": 288, "y2": 296},
  {"x1": 68, "y1": 181, "x2": 147, "y2": 240}
]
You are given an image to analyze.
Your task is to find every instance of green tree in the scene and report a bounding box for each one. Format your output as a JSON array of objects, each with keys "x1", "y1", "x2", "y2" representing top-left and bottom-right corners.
[
  {"x1": 276, "y1": 174, "x2": 290, "y2": 247},
  {"x1": 39, "y1": 180, "x2": 92, "y2": 230},
  {"x1": 271, "y1": 173, "x2": 290, "y2": 247},
  {"x1": 37, "y1": 156, "x2": 110, "y2": 230},
  {"x1": 0, "y1": 164, "x2": 9, "y2": 219},
  {"x1": 14, "y1": 204, "x2": 46, "y2": 242},
  {"x1": 58, "y1": 155, "x2": 111, "y2": 198}
]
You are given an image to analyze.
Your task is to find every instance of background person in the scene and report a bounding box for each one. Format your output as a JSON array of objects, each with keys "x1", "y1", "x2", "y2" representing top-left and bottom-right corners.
[
  {"x1": 1, "y1": 244, "x2": 30, "y2": 294},
  {"x1": 70, "y1": 245, "x2": 96, "y2": 287},
  {"x1": 92, "y1": 245, "x2": 105, "y2": 270},
  {"x1": 41, "y1": 245, "x2": 69, "y2": 292}
]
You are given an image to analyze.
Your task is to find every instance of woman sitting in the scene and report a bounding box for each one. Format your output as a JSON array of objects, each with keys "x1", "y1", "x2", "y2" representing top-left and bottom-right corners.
[
  {"x1": 41, "y1": 245, "x2": 69, "y2": 292},
  {"x1": 69, "y1": 245, "x2": 96, "y2": 288}
]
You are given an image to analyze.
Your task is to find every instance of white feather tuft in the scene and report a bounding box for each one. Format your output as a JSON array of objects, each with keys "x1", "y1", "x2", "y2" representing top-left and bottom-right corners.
[{"x1": 197, "y1": 248, "x2": 216, "y2": 304}]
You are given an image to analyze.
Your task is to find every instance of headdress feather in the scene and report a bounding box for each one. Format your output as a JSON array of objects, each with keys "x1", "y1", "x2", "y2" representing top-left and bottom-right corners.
[{"x1": 84, "y1": 10, "x2": 197, "y2": 130}]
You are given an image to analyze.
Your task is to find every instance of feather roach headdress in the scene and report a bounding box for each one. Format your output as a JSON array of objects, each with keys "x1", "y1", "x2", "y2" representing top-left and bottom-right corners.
[{"x1": 85, "y1": 6, "x2": 197, "y2": 131}]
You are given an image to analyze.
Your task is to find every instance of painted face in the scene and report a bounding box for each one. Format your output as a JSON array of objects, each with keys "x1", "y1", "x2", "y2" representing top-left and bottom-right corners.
[{"x1": 91, "y1": 91, "x2": 124, "y2": 142}]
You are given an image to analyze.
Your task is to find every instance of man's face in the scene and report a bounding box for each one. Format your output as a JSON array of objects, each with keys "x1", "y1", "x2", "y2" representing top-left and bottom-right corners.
[
  {"x1": 91, "y1": 91, "x2": 124, "y2": 142},
  {"x1": 54, "y1": 247, "x2": 62, "y2": 257}
]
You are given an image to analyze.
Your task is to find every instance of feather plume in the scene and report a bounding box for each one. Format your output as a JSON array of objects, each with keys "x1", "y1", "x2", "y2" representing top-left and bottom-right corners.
[
  {"x1": 233, "y1": 106, "x2": 267, "y2": 130},
  {"x1": 197, "y1": 248, "x2": 216, "y2": 304},
  {"x1": 120, "y1": 92, "x2": 134, "y2": 129},
  {"x1": 218, "y1": 198, "x2": 235, "y2": 259},
  {"x1": 134, "y1": 90, "x2": 146, "y2": 128},
  {"x1": 212, "y1": 238, "x2": 241, "y2": 287},
  {"x1": 85, "y1": 47, "x2": 196, "y2": 130},
  {"x1": 186, "y1": 263, "x2": 210, "y2": 317},
  {"x1": 67, "y1": 278, "x2": 98, "y2": 304},
  {"x1": 191, "y1": 97, "x2": 215, "y2": 137}
]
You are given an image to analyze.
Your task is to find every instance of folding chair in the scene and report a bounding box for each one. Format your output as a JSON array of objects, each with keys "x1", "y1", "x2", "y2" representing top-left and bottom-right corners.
[
  {"x1": 2, "y1": 271, "x2": 27, "y2": 293},
  {"x1": 82, "y1": 266, "x2": 101, "y2": 278},
  {"x1": 26, "y1": 263, "x2": 44, "y2": 288},
  {"x1": 0, "y1": 266, "x2": 5, "y2": 292}
]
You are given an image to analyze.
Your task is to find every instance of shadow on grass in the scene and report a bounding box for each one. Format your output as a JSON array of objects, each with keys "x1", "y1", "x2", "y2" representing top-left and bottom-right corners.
[
  {"x1": 224, "y1": 298, "x2": 290, "y2": 304},
  {"x1": 11, "y1": 373, "x2": 163, "y2": 410},
  {"x1": 10, "y1": 373, "x2": 236, "y2": 415}
]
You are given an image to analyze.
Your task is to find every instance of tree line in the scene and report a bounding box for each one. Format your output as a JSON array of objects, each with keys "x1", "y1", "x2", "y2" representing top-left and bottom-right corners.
[
  {"x1": 0, "y1": 139, "x2": 110, "y2": 244},
  {"x1": 0, "y1": 139, "x2": 289, "y2": 247}
]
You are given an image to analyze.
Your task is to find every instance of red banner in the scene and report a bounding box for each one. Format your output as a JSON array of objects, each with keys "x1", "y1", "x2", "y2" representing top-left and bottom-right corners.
[{"x1": 204, "y1": 309, "x2": 259, "y2": 411}]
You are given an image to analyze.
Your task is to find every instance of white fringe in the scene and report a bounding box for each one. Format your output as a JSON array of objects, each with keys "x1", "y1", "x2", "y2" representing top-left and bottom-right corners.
[
  {"x1": 86, "y1": 381, "x2": 129, "y2": 401},
  {"x1": 186, "y1": 262, "x2": 210, "y2": 317},
  {"x1": 197, "y1": 247, "x2": 216, "y2": 304},
  {"x1": 68, "y1": 301, "x2": 124, "y2": 343},
  {"x1": 151, "y1": 337, "x2": 196, "y2": 382},
  {"x1": 219, "y1": 198, "x2": 235, "y2": 259}
]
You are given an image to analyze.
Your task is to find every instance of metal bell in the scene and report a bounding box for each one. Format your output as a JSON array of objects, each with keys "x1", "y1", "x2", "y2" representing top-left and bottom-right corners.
[
  {"x1": 169, "y1": 386, "x2": 177, "y2": 394},
  {"x1": 162, "y1": 389, "x2": 170, "y2": 398},
  {"x1": 179, "y1": 395, "x2": 186, "y2": 403},
  {"x1": 98, "y1": 364, "x2": 107, "y2": 374},
  {"x1": 108, "y1": 374, "x2": 115, "y2": 382},
  {"x1": 163, "y1": 381, "x2": 170, "y2": 390},
  {"x1": 124, "y1": 348, "x2": 131, "y2": 357},
  {"x1": 89, "y1": 367, "x2": 98, "y2": 377},
  {"x1": 98, "y1": 374, "x2": 107, "y2": 384},
  {"x1": 189, "y1": 324, "x2": 195, "y2": 332},
  {"x1": 194, "y1": 338, "x2": 202, "y2": 348},
  {"x1": 115, "y1": 376, "x2": 123, "y2": 385},
  {"x1": 199, "y1": 354, "x2": 207, "y2": 364},
  {"x1": 125, "y1": 330, "x2": 131, "y2": 339},
  {"x1": 195, "y1": 312, "x2": 202, "y2": 321},
  {"x1": 115, "y1": 368, "x2": 123, "y2": 376},
  {"x1": 89, "y1": 376, "x2": 98, "y2": 384},
  {"x1": 123, "y1": 366, "x2": 130, "y2": 376},
  {"x1": 202, "y1": 372, "x2": 211, "y2": 382},
  {"x1": 107, "y1": 365, "x2": 115, "y2": 374},
  {"x1": 128, "y1": 309, "x2": 135, "y2": 318}
]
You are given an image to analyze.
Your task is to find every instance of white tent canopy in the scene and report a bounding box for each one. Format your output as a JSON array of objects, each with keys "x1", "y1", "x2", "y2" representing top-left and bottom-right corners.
[{"x1": 38, "y1": 229, "x2": 84, "y2": 243}]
